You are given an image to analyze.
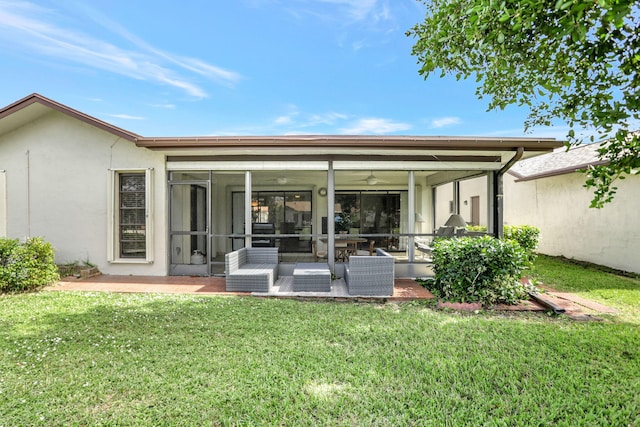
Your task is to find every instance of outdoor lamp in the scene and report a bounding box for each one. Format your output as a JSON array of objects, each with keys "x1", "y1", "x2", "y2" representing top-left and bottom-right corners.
[{"x1": 444, "y1": 214, "x2": 467, "y2": 228}]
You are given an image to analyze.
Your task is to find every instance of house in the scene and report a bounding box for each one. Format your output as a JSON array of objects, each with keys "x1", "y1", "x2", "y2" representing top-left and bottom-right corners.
[
  {"x1": 0, "y1": 93, "x2": 561, "y2": 277},
  {"x1": 504, "y1": 142, "x2": 640, "y2": 275}
]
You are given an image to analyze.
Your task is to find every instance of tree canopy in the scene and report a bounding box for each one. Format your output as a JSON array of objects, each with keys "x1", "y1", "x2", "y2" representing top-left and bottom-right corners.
[{"x1": 407, "y1": 0, "x2": 639, "y2": 207}]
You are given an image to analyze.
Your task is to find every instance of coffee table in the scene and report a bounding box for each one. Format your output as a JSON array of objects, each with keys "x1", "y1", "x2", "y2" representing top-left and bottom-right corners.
[{"x1": 293, "y1": 263, "x2": 331, "y2": 292}]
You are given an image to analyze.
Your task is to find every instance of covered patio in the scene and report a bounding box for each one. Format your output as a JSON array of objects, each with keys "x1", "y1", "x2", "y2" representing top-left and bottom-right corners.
[{"x1": 139, "y1": 135, "x2": 561, "y2": 278}]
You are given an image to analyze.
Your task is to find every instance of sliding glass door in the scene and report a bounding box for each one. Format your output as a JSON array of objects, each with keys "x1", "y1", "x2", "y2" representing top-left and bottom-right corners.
[{"x1": 232, "y1": 190, "x2": 313, "y2": 253}]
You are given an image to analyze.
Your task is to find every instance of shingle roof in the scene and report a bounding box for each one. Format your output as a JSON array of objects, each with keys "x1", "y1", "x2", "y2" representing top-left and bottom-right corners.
[{"x1": 509, "y1": 142, "x2": 606, "y2": 181}]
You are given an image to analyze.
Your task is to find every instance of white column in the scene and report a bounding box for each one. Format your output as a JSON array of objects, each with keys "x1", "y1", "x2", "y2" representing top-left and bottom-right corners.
[
  {"x1": 327, "y1": 161, "x2": 335, "y2": 270},
  {"x1": 245, "y1": 171, "x2": 252, "y2": 248},
  {"x1": 407, "y1": 170, "x2": 416, "y2": 261}
]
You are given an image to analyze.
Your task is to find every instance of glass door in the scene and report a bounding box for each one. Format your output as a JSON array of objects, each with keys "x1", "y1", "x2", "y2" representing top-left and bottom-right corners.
[{"x1": 169, "y1": 181, "x2": 210, "y2": 276}]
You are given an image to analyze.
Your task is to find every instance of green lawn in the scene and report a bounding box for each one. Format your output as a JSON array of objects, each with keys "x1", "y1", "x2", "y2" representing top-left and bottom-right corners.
[
  {"x1": 531, "y1": 255, "x2": 640, "y2": 323},
  {"x1": 1, "y1": 260, "x2": 639, "y2": 426}
]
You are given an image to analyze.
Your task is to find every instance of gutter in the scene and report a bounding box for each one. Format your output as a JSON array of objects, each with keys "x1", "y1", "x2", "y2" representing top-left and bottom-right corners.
[{"x1": 499, "y1": 147, "x2": 525, "y2": 175}]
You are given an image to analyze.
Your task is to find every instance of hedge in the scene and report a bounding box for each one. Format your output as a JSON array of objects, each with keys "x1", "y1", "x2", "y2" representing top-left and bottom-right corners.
[
  {"x1": 430, "y1": 235, "x2": 528, "y2": 305},
  {"x1": 0, "y1": 237, "x2": 60, "y2": 293}
]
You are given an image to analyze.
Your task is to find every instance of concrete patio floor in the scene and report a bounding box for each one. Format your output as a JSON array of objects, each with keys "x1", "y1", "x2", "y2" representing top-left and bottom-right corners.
[
  {"x1": 50, "y1": 274, "x2": 435, "y2": 302},
  {"x1": 47, "y1": 274, "x2": 617, "y2": 320}
]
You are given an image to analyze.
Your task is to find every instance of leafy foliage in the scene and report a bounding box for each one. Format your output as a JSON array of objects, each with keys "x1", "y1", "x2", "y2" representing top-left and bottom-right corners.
[
  {"x1": 0, "y1": 237, "x2": 60, "y2": 293},
  {"x1": 465, "y1": 225, "x2": 487, "y2": 232},
  {"x1": 504, "y1": 224, "x2": 540, "y2": 264},
  {"x1": 408, "y1": 0, "x2": 640, "y2": 207},
  {"x1": 430, "y1": 236, "x2": 528, "y2": 305}
]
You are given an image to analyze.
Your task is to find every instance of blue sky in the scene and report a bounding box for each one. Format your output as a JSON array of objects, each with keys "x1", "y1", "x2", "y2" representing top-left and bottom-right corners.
[{"x1": 0, "y1": 0, "x2": 569, "y2": 139}]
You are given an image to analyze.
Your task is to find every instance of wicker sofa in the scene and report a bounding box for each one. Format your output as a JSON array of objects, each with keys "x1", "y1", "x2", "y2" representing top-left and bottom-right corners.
[
  {"x1": 344, "y1": 248, "x2": 395, "y2": 296},
  {"x1": 225, "y1": 247, "x2": 279, "y2": 292}
]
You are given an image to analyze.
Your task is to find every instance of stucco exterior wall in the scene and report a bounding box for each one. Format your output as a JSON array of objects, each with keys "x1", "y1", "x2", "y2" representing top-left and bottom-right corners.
[
  {"x1": 504, "y1": 172, "x2": 640, "y2": 274},
  {"x1": 0, "y1": 111, "x2": 167, "y2": 275},
  {"x1": 459, "y1": 175, "x2": 488, "y2": 227},
  {"x1": 434, "y1": 182, "x2": 454, "y2": 228}
]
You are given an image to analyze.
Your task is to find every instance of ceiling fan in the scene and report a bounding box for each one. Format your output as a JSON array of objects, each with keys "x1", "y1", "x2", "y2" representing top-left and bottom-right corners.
[
  {"x1": 355, "y1": 171, "x2": 388, "y2": 185},
  {"x1": 264, "y1": 175, "x2": 298, "y2": 185}
]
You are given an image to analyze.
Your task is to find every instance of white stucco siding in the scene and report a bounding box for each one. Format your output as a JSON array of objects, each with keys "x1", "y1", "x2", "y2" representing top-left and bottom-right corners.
[
  {"x1": 459, "y1": 175, "x2": 488, "y2": 227},
  {"x1": 434, "y1": 182, "x2": 453, "y2": 228},
  {"x1": 0, "y1": 111, "x2": 167, "y2": 275},
  {"x1": 504, "y1": 172, "x2": 640, "y2": 274}
]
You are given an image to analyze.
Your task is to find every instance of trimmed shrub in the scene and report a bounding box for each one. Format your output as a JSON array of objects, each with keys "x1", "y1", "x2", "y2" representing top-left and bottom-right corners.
[
  {"x1": 465, "y1": 225, "x2": 487, "y2": 232},
  {"x1": 0, "y1": 237, "x2": 60, "y2": 293},
  {"x1": 504, "y1": 225, "x2": 540, "y2": 263},
  {"x1": 430, "y1": 235, "x2": 528, "y2": 305}
]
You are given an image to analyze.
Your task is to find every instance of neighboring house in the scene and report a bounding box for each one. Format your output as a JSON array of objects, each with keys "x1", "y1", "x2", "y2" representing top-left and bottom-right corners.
[
  {"x1": 504, "y1": 142, "x2": 640, "y2": 275},
  {"x1": 0, "y1": 94, "x2": 561, "y2": 277}
]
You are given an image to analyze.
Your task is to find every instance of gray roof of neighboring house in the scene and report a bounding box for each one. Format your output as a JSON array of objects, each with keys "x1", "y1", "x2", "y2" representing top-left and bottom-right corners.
[{"x1": 509, "y1": 142, "x2": 606, "y2": 181}]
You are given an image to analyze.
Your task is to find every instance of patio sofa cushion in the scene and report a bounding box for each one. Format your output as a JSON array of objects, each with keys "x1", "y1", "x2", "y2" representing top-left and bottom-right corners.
[
  {"x1": 225, "y1": 247, "x2": 279, "y2": 292},
  {"x1": 344, "y1": 248, "x2": 394, "y2": 296}
]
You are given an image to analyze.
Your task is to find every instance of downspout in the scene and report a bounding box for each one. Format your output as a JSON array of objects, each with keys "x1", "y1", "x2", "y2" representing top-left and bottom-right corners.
[{"x1": 493, "y1": 147, "x2": 524, "y2": 238}]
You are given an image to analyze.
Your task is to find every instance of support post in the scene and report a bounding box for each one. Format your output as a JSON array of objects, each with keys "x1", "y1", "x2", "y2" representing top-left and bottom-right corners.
[
  {"x1": 327, "y1": 161, "x2": 335, "y2": 271},
  {"x1": 407, "y1": 171, "x2": 416, "y2": 262},
  {"x1": 244, "y1": 171, "x2": 252, "y2": 248}
]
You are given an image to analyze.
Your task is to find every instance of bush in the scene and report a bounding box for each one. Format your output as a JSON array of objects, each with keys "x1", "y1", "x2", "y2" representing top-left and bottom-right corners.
[
  {"x1": 504, "y1": 225, "x2": 540, "y2": 264},
  {"x1": 465, "y1": 225, "x2": 487, "y2": 232},
  {"x1": 0, "y1": 237, "x2": 60, "y2": 293},
  {"x1": 430, "y1": 235, "x2": 528, "y2": 305}
]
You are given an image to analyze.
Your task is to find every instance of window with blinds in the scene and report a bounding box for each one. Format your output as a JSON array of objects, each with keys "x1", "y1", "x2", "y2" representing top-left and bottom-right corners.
[{"x1": 119, "y1": 173, "x2": 146, "y2": 258}]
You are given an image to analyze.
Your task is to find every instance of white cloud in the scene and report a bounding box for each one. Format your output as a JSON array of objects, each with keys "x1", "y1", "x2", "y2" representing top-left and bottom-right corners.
[
  {"x1": 271, "y1": 108, "x2": 348, "y2": 129},
  {"x1": 306, "y1": 112, "x2": 349, "y2": 126},
  {"x1": 315, "y1": 0, "x2": 379, "y2": 21},
  {"x1": 275, "y1": 115, "x2": 294, "y2": 125},
  {"x1": 150, "y1": 103, "x2": 176, "y2": 110},
  {"x1": 0, "y1": 1, "x2": 242, "y2": 98},
  {"x1": 288, "y1": 0, "x2": 393, "y2": 25},
  {"x1": 340, "y1": 117, "x2": 411, "y2": 134},
  {"x1": 430, "y1": 116, "x2": 462, "y2": 128},
  {"x1": 107, "y1": 113, "x2": 145, "y2": 120}
]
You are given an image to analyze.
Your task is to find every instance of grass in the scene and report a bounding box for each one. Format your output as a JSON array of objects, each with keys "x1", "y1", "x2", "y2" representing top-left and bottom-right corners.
[
  {"x1": 530, "y1": 254, "x2": 640, "y2": 322},
  {"x1": 1, "y1": 259, "x2": 639, "y2": 426}
]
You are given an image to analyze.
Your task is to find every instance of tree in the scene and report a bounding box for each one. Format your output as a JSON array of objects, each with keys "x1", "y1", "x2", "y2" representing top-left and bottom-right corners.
[{"x1": 407, "y1": 0, "x2": 639, "y2": 207}]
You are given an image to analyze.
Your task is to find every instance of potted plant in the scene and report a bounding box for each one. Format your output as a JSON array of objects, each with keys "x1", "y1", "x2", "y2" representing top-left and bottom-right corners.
[{"x1": 335, "y1": 212, "x2": 352, "y2": 234}]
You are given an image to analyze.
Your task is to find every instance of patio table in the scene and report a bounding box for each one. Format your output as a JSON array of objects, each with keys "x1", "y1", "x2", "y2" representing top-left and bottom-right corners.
[
  {"x1": 292, "y1": 263, "x2": 331, "y2": 292},
  {"x1": 321, "y1": 237, "x2": 367, "y2": 261}
]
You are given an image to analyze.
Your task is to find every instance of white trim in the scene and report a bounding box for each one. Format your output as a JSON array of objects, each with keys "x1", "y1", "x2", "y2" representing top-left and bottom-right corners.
[
  {"x1": 0, "y1": 170, "x2": 6, "y2": 237},
  {"x1": 107, "y1": 170, "x2": 115, "y2": 262},
  {"x1": 107, "y1": 168, "x2": 154, "y2": 263},
  {"x1": 333, "y1": 161, "x2": 503, "y2": 171},
  {"x1": 145, "y1": 168, "x2": 154, "y2": 262},
  {"x1": 167, "y1": 161, "x2": 328, "y2": 171},
  {"x1": 167, "y1": 160, "x2": 503, "y2": 171},
  {"x1": 244, "y1": 172, "x2": 252, "y2": 248},
  {"x1": 407, "y1": 171, "x2": 416, "y2": 261}
]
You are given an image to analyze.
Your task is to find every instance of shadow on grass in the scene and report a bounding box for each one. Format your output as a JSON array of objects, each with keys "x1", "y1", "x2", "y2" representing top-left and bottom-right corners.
[{"x1": 1, "y1": 291, "x2": 639, "y2": 426}]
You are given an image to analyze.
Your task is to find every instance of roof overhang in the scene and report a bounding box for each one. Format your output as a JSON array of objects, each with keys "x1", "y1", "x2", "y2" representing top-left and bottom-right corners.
[
  {"x1": 0, "y1": 93, "x2": 139, "y2": 141},
  {"x1": 144, "y1": 135, "x2": 563, "y2": 169},
  {"x1": 1, "y1": 94, "x2": 564, "y2": 169}
]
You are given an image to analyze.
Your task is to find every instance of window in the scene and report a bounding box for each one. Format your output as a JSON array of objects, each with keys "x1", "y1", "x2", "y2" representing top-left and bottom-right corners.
[
  {"x1": 232, "y1": 190, "x2": 313, "y2": 252},
  {"x1": 119, "y1": 173, "x2": 146, "y2": 258},
  {"x1": 109, "y1": 169, "x2": 153, "y2": 262}
]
